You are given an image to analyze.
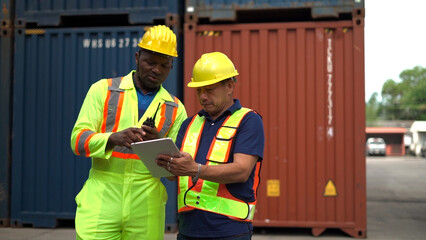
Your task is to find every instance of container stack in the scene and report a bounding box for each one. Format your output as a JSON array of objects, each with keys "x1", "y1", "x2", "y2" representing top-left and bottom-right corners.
[
  {"x1": 9, "y1": 0, "x2": 182, "y2": 231},
  {"x1": 183, "y1": 0, "x2": 366, "y2": 238},
  {"x1": 1, "y1": 0, "x2": 367, "y2": 237}
]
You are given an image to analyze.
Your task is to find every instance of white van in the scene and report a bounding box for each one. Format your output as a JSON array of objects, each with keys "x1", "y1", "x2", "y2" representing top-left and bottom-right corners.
[{"x1": 366, "y1": 138, "x2": 386, "y2": 156}]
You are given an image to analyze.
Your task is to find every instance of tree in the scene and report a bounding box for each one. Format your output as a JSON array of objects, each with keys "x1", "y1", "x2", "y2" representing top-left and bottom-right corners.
[
  {"x1": 381, "y1": 79, "x2": 402, "y2": 120},
  {"x1": 399, "y1": 66, "x2": 426, "y2": 119},
  {"x1": 366, "y1": 92, "x2": 380, "y2": 125},
  {"x1": 379, "y1": 66, "x2": 426, "y2": 120}
]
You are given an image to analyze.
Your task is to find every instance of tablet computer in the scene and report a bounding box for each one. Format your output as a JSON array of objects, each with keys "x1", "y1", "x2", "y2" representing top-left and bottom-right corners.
[{"x1": 131, "y1": 138, "x2": 181, "y2": 177}]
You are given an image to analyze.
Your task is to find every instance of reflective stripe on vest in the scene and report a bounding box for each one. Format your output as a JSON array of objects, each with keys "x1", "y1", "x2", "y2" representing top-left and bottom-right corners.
[
  {"x1": 158, "y1": 97, "x2": 179, "y2": 138},
  {"x1": 75, "y1": 78, "x2": 178, "y2": 158},
  {"x1": 101, "y1": 77, "x2": 125, "y2": 133},
  {"x1": 98, "y1": 77, "x2": 179, "y2": 136},
  {"x1": 178, "y1": 107, "x2": 257, "y2": 221},
  {"x1": 111, "y1": 146, "x2": 139, "y2": 159},
  {"x1": 75, "y1": 129, "x2": 96, "y2": 157}
]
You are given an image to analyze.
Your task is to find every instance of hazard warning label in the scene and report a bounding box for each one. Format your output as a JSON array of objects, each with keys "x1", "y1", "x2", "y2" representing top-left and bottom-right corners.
[
  {"x1": 267, "y1": 179, "x2": 280, "y2": 197},
  {"x1": 323, "y1": 179, "x2": 338, "y2": 197}
]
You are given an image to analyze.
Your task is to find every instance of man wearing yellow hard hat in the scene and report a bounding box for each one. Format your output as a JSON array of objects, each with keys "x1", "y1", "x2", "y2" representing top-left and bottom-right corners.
[
  {"x1": 70, "y1": 25, "x2": 187, "y2": 239},
  {"x1": 156, "y1": 52, "x2": 265, "y2": 239}
]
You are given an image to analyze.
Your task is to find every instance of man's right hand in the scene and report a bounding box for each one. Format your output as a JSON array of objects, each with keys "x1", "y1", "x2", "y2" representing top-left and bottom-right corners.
[{"x1": 106, "y1": 127, "x2": 145, "y2": 150}]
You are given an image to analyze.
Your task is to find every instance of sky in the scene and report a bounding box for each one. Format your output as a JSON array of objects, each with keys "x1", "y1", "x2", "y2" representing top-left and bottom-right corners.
[{"x1": 365, "y1": 0, "x2": 426, "y2": 101}]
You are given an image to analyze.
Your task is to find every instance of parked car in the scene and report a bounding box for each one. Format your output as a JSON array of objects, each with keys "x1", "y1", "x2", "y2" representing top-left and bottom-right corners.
[{"x1": 366, "y1": 138, "x2": 386, "y2": 156}]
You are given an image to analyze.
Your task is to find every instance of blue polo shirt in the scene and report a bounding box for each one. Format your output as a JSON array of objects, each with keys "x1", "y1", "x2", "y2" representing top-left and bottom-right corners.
[
  {"x1": 175, "y1": 99, "x2": 265, "y2": 238},
  {"x1": 135, "y1": 85, "x2": 158, "y2": 119}
]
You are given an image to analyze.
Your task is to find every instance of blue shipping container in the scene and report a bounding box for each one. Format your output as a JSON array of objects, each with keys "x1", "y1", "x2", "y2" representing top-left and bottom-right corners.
[
  {"x1": 11, "y1": 25, "x2": 182, "y2": 228},
  {"x1": 186, "y1": 0, "x2": 364, "y2": 21},
  {"x1": 0, "y1": 30, "x2": 13, "y2": 227},
  {"x1": 0, "y1": 0, "x2": 13, "y2": 225},
  {"x1": 15, "y1": 0, "x2": 181, "y2": 26},
  {"x1": 161, "y1": 178, "x2": 178, "y2": 232}
]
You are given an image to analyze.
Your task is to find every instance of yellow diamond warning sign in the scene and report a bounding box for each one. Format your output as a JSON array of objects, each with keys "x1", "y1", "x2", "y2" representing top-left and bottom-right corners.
[
  {"x1": 323, "y1": 179, "x2": 338, "y2": 197},
  {"x1": 267, "y1": 179, "x2": 280, "y2": 197}
]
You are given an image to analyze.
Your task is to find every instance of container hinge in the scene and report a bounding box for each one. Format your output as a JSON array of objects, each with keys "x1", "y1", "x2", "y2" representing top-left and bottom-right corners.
[
  {"x1": 1, "y1": 19, "x2": 11, "y2": 29},
  {"x1": 165, "y1": 13, "x2": 181, "y2": 34},
  {"x1": 185, "y1": 0, "x2": 197, "y2": 21},
  {"x1": 353, "y1": 8, "x2": 365, "y2": 18},
  {"x1": 0, "y1": 28, "x2": 11, "y2": 37},
  {"x1": 185, "y1": 12, "x2": 198, "y2": 25},
  {"x1": 0, "y1": 19, "x2": 12, "y2": 37},
  {"x1": 353, "y1": 8, "x2": 365, "y2": 27},
  {"x1": 15, "y1": 18, "x2": 25, "y2": 29}
]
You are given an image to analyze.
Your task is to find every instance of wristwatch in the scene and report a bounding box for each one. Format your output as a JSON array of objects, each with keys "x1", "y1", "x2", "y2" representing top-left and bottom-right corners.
[{"x1": 192, "y1": 163, "x2": 202, "y2": 184}]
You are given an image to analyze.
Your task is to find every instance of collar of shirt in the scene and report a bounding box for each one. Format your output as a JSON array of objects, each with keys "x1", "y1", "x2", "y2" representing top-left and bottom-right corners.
[
  {"x1": 135, "y1": 86, "x2": 158, "y2": 96},
  {"x1": 133, "y1": 79, "x2": 159, "y2": 97},
  {"x1": 198, "y1": 99, "x2": 242, "y2": 123},
  {"x1": 133, "y1": 76, "x2": 159, "y2": 119}
]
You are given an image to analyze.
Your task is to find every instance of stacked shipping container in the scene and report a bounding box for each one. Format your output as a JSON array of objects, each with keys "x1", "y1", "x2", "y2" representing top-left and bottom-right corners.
[
  {"x1": 183, "y1": 0, "x2": 365, "y2": 238},
  {"x1": 9, "y1": 0, "x2": 182, "y2": 230},
  {"x1": 0, "y1": 0, "x2": 13, "y2": 227},
  {"x1": 15, "y1": 0, "x2": 180, "y2": 26},
  {"x1": 11, "y1": 26, "x2": 141, "y2": 227},
  {"x1": 1, "y1": 0, "x2": 366, "y2": 237},
  {"x1": 186, "y1": 0, "x2": 364, "y2": 21}
]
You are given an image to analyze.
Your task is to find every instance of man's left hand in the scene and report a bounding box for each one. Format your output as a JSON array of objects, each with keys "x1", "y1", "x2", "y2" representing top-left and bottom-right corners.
[
  {"x1": 141, "y1": 125, "x2": 160, "y2": 140},
  {"x1": 156, "y1": 152, "x2": 198, "y2": 177}
]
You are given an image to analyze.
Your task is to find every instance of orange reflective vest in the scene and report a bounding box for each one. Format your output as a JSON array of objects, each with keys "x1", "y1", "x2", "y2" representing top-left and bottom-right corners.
[{"x1": 178, "y1": 107, "x2": 261, "y2": 221}]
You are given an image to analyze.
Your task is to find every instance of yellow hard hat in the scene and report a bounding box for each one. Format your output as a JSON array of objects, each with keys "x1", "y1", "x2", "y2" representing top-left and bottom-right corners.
[
  {"x1": 188, "y1": 52, "x2": 239, "y2": 88},
  {"x1": 138, "y1": 25, "x2": 178, "y2": 57}
]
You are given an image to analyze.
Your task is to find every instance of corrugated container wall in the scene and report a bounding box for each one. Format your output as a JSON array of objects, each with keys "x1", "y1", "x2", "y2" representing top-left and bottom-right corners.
[
  {"x1": 186, "y1": 0, "x2": 364, "y2": 21},
  {"x1": 0, "y1": 0, "x2": 13, "y2": 227},
  {"x1": 15, "y1": 0, "x2": 181, "y2": 26},
  {"x1": 183, "y1": 12, "x2": 366, "y2": 238},
  {"x1": 10, "y1": 26, "x2": 182, "y2": 228}
]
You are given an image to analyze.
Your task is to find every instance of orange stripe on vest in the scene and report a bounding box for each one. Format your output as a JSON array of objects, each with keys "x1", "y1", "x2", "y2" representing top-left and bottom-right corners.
[
  {"x1": 74, "y1": 130, "x2": 85, "y2": 155},
  {"x1": 84, "y1": 132, "x2": 96, "y2": 157},
  {"x1": 101, "y1": 78, "x2": 113, "y2": 133},
  {"x1": 112, "y1": 88, "x2": 124, "y2": 132},
  {"x1": 112, "y1": 152, "x2": 139, "y2": 159}
]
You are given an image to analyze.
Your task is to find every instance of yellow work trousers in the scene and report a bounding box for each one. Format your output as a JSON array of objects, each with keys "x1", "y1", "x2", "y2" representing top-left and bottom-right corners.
[{"x1": 75, "y1": 169, "x2": 167, "y2": 240}]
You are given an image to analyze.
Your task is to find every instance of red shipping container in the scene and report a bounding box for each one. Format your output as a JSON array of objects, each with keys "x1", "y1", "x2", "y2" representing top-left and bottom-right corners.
[{"x1": 183, "y1": 13, "x2": 366, "y2": 238}]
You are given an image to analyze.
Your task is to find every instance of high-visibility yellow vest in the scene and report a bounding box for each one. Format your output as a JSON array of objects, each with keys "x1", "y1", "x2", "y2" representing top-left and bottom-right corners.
[
  {"x1": 71, "y1": 71, "x2": 187, "y2": 175},
  {"x1": 178, "y1": 107, "x2": 260, "y2": 221}
]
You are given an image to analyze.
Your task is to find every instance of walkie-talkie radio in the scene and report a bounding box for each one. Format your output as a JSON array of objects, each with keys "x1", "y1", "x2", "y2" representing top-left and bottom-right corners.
[{"x1": 142, "y1": 102, "x2": 161, "y2": 128}]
